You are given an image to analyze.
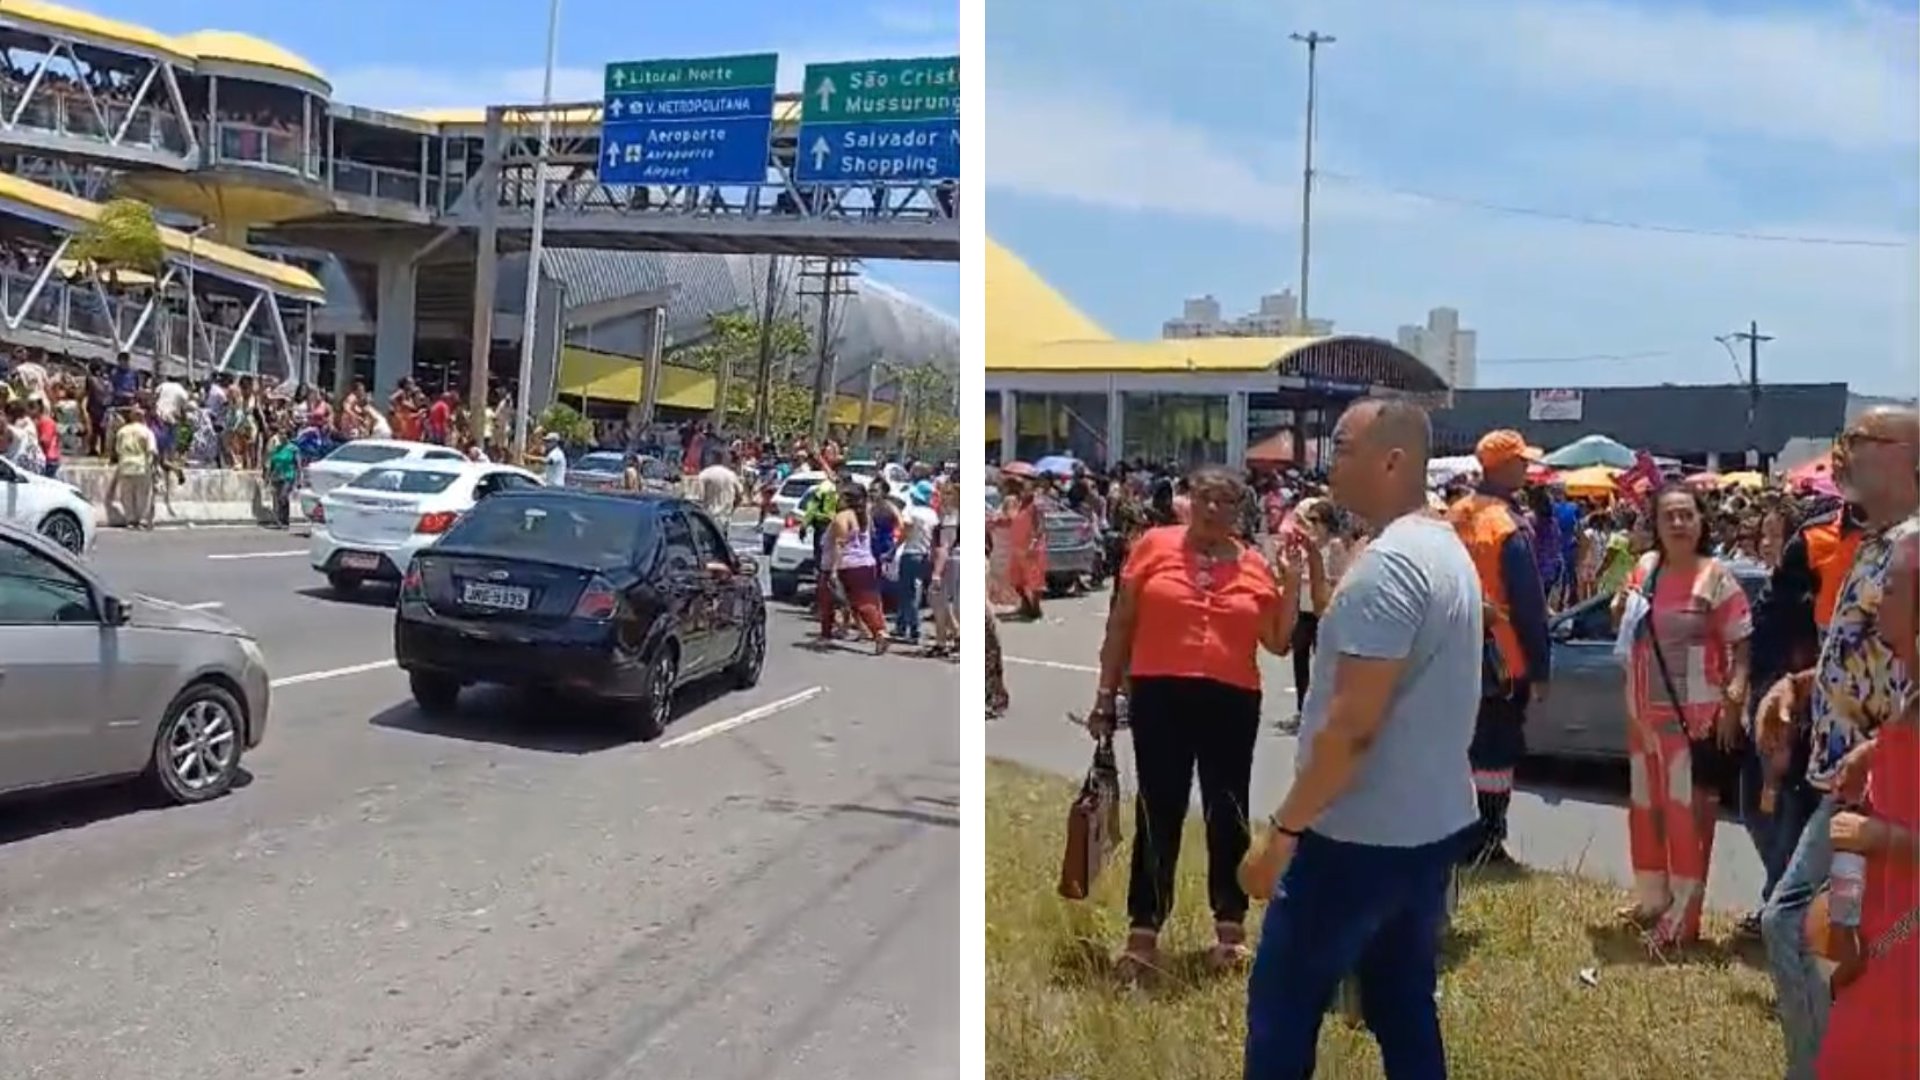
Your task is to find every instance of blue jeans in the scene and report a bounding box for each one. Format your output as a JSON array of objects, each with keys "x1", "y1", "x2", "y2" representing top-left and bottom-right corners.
[
  {"x1": 1245, "y1": 829, "x2": 1464, "y2": 1080},
  {"x1": 1737, "y1": 742, "x2": 1819, "y2": 904},
  {"x1": 893, "y1": 553, "x2": 931, "y2": 639},
  {"x1": 1760, "y1": 793, "x2": 1836, "y2": 1080}
]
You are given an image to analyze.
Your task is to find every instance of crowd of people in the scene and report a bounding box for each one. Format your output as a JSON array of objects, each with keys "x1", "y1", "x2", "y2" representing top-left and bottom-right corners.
[{"x1": 996, "y1": 401, "x2": 1915, "y2": 1079}]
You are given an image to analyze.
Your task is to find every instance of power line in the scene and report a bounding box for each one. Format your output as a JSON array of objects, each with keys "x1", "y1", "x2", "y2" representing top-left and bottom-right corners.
[
  {"x1": 1317, "y1": 170, "x2": 1914, "y2": 249},
  {"x1": 1478, "y1": 351, "x2": 1673, "y2": 366}
]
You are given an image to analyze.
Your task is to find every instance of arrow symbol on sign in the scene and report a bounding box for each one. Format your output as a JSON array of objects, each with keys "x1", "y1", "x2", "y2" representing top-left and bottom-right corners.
[
  {"x1": 609, "y1": 98, "x2": 625, "y2": 118},
  {"x1": 612, "y1": 68, "x2": 626, "y2": 89},
  {"x1": 605, "y1": 141, "x2": 621, "y2": 167},
  {"x1": 814, "y1": 76, "x2": 836, "y2": 112},
  {"x1": 810, "y1": 136, "x2": 831, "y2": 171}
]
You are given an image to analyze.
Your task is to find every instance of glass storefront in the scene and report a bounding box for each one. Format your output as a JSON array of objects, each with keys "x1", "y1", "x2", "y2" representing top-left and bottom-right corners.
[
  {"x1": 1246, "y1": 390, "x2": 1354, "y2": 471},
  {"x1": 1121, "y1": 392, "x2": 1228, "y2": 469},
  {"x1": 985, "y1": 391, "x2": 1002, "y2": 460},
  {"x1": 1012, "y1": 391, "x2": 1110, "y2": 464}
]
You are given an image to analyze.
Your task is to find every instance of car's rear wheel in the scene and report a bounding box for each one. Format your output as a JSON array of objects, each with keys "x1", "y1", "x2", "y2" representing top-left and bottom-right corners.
[
  {"x1": 409, "y1": 671, "x2": 462, "y2": 715},
  {"x1": 38, "y1": 510, "x2": 85, "y2": 554},
  {"x1": 144, "y1": 682, "x2": 244, "y2": 805},
  {"x1": 730, "y1": 619, "x2": 766, "y2": 689},
  {"x1": 769, "y1": 573, "x2": 798, "y2": 602},
  {"x1": 327, "y1": 570, "x2": 363, "y2": 596},
  {"x1": 632, "y1": 644, "x2": 678, "y2": 742}
]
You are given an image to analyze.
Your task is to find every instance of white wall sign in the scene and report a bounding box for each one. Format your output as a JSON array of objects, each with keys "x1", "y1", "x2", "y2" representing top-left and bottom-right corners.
[{"x1": 1528, "y1": 389, "x2": 1584, "y2": 422}]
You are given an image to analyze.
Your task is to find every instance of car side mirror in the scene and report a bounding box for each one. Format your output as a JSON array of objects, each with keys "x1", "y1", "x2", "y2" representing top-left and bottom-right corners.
[
  {"x1": 736, "y1": 555, "x2": 759, "y2": 576},
  {"x1": 100, "y1": 594, "x2": 132, "y2": 625},
  {"x1": 1550, "y1": 621, "x2": 1574, "y2": 643},
  {"x1": 704, "y1": 560, "x2": 734, "y2": 579}
]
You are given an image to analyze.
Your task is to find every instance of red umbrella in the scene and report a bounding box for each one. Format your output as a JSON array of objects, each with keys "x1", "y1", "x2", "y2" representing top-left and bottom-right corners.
[
  {"x1": 1000, "y1": 460, "x2": 1038, "y2": 479},
  {"x1": 1525, "y1": 462, "x2": 1559, "y2": 485},
  {"x1": 1683, "y1": 471, "x2": 1722, "y2": 491},
  {"x1": 1787, "y1": 453, "x2": 1836, "y2": 494}
]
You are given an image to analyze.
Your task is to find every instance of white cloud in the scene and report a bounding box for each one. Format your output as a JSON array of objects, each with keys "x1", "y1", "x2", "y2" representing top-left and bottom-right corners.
[
  {"x1": 1232, "y1": 0, "x2": 1918, "y2": 152},
  {"x1": 985, "y1": 80, "x2": 1412, "y2": 229}
]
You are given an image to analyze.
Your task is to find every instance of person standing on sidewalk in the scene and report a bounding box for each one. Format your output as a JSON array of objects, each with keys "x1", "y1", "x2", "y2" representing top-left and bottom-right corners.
[
  {"x1": 1239, "y1": 400, "x2": 1481, "y2": 1080},
  {"x1": 1448, "y1": 430, "x2": 1553, "y2": 865},
  {"x1": 1756, "y1": 405, "x2": 1918, "y2": 1079},
  {"x1": 893, "y1": 481, "x2": 940, "y2": 645},
  {"x1": 112, "y1": 403, "x2": 159, "y2": 530}
]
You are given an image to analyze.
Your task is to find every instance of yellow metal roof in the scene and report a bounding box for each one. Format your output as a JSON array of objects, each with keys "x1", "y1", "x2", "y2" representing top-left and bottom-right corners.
[
  {"x1": 0, "y1": 173, "x2": 325, "y2": 300},
  {"x1": 558, "y1": 346, "x2": 896, "y2": 427},
  {"x1": 174, "y1": 30, "x2": 327, "y2": 85},
  {"x1": 401, "y1": 98, "x2": 806, "y2": 128},
  {"x1": 0, "y1": 0, "x2": 189, "y2": 62},
  {"x1": 989, "y1": 335, "x2": 1328, "y2": 374},
  {"x1": 986, "y1": 238, "x2": 1111, "y2": 365}
]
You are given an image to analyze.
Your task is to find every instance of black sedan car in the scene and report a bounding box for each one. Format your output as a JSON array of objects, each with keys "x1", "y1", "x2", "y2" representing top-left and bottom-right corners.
[{"x1": 393, "y1": 489, "x2": 767, "y2": 740}]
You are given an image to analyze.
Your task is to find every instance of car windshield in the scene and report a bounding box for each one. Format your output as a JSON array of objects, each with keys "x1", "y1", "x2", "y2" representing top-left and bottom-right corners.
[
  {"x1": 574, "y1": 453, "x2": 625, "y2": 473},
  {"x1": 778, "y1": 477, "x2": 819, "y2": 499},
  {"x1": 440, "y1": 495, "x2": 649, "y2": 569},
  {"x1": 344, "y1": 468, "x2": 460, "y2": 495},
  {"x1": 324, "y1": 443, "x2": 411, "y2": 466}
]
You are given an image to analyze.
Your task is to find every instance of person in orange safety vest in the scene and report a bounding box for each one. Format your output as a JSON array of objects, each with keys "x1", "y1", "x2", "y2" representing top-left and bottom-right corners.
[{"x1": 1447, "y1": 430, "x2": 1553, "y2": 865}]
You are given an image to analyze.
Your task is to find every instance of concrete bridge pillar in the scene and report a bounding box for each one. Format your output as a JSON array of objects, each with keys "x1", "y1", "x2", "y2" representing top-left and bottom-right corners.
[{"x1": 373, "y1": 252, "x2": 418, "y2": 397}]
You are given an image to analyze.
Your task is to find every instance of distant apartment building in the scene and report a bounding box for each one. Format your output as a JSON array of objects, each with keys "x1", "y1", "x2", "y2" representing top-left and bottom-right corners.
[
  {"x1": 1396, "y1": 307, "x2": 1477, "y2": 389},
  {"x1": 1161, "y1": 289, "x2": 1336, "y2": 339}
]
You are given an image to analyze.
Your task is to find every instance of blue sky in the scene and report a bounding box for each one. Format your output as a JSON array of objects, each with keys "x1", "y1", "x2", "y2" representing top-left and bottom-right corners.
[
  {"x1": 988, "y1": 0, "x2": 1919, "y2": 396},
  {"x1": 92, "y1": 0, "x2": 960, "y2": 318}
]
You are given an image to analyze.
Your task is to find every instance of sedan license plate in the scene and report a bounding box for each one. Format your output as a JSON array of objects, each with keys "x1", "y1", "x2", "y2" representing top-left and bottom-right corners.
[
  {"x1": 461, "y1": 581, "x2": 531, "y2": 611},
  {"x1": 339, "y1": 551, "x2": 381, "y2": 571}
]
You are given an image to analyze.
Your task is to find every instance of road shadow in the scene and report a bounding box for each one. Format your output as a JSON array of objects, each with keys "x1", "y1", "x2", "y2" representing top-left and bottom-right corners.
[
  {"x1": 296, "y1": 584, "x2": 397, "y2": 609},
  {"x1": 368, "y1": 678, "x2": 737, "y2": 754},
  {"x1": 0, "y1": 768, "x2": 256, "y2": 849}
]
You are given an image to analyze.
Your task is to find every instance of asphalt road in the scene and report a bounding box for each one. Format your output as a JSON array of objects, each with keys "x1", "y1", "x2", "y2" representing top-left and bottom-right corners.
[
  {"x1": 989, "y1": 586, "x2": 1767, "y2": 914},
  {"x1": 0, "y1": 523, "x2": 958, "y2": 1080}
]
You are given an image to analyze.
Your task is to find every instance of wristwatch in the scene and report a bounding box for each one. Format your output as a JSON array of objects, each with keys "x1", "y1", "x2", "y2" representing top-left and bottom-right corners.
[{"x1": 1267, "y1": 813, "x2": 1303, "y2": 839}]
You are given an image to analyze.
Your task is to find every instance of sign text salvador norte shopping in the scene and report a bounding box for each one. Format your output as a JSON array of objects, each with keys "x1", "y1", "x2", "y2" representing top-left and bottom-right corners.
[
  {"x1": 599, "y1": 54, "x2": 778, "y2": 185},
  {"x1": 795, "y1": 57, "x2": 959, "y2": 184}
]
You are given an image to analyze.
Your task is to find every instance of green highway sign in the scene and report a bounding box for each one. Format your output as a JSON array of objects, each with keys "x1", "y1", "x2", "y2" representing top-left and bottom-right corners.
[
  {"x1": 603, "y1": 53, "x2": 778, "y2": 95},
  {"x1": 800, "y1": 56, "x2": 959, "y2": 123}
]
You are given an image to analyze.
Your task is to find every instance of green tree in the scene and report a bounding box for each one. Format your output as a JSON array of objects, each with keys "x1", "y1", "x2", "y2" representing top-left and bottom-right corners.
[
  {"x1": 897, "y1": 363, "x2": 957, "y2": 455},
  {"x1": 674, "y1": 310, "x2": 813, "y2": 433},
  {"x1": 67, "y1": 197, "x2": 166, "y2": 286},
  {"x1": 538, "y1": 401, "x2": 594, "y2": 446}
]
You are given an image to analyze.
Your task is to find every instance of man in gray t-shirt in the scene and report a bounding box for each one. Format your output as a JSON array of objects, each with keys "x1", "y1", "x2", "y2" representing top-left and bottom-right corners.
[
  {"x1": 1294, "y1": 511, "x2": 1482, "y2": 846},
  {"x1": 1241, "y1": 399, "x2": 1483, "y2": 1079}
]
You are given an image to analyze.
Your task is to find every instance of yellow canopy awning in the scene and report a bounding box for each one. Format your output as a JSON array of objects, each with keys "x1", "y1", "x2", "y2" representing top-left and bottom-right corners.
[{"x1": 556, "y1": 347, "x2": 897, "y2": 429}]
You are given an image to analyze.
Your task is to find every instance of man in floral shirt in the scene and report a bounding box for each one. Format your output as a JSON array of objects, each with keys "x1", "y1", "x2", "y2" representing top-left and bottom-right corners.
[{"x1": 1756, "y1": 405, "x2": 1918, "y2": 1078}]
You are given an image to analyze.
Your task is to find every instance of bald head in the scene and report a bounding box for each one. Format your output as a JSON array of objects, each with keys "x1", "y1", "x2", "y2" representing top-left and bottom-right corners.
[
  {"x1": 1856, "y1": 404, "x2": 1920, "y2": 443},
  {"x1": 1349, "y1": 398, "x2": 1433, "y2": 467}
]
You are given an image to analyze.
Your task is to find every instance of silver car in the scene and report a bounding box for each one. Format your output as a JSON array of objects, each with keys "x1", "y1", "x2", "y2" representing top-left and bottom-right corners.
[
  {"x1": 0, "y1": 525, "x2": 270, "y2": 804},
  {"x1": 1529, "y1": 561, "x2": 1767, "y2": 761}
]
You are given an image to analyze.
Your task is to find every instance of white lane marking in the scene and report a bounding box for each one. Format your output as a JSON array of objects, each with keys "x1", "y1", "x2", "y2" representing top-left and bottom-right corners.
[
  {"x1": 271, "y1": 659, "x2": 397, "y2": 688},
  {"x1": 658, "y1": 686, "x2": 825, "y2": 749},
  {"x1": 1006, "y1": 656, "x2": 1098, "y2": 673},
  {"x1": 184, "y1": 601, "x2": 225, "y2": 610},
  {"x1": 208, "y1": 549, "x2": 308, "y2": 561}
]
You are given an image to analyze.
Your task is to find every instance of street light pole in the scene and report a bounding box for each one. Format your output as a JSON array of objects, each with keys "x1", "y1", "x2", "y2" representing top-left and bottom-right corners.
[
  {"x1": 1289, "y1": 31, "x2": 1333, "y2": 325},
  {"x1": 184, "y1": 222, "x2": 211, "y2": 382},
  {"x1": 513, "y1": 0, "x2": 563, "y2": 462}
]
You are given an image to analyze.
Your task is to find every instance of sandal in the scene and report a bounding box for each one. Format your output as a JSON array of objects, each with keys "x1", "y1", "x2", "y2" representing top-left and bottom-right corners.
[
  {"x1": 1114, "y1": 929, "x2": 1160, "y2": 983},
  {"x1": 1206, "y1": 921, "x2": 1252, "y2": 972},
  {"x1": 1615, "y1": 904, "x2": 1664, "y2": 929}
]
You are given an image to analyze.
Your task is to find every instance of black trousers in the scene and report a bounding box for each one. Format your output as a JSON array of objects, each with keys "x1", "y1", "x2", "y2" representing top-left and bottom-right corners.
[
  {"x1": 1467, "y1": 681, "x2": 1529, "y2": 851},
  {"x1": 1290, "y1": 612, "x2": 1320, "y2": 711},
  {"x1": 1125, "y1": 675, "x2": 1263, "y2": 931}
]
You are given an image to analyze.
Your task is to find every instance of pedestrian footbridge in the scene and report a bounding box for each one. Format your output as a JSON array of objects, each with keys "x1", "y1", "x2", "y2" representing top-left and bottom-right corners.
[{"x1": 0, "y1": 2, "x2": 958, "y2": 263}]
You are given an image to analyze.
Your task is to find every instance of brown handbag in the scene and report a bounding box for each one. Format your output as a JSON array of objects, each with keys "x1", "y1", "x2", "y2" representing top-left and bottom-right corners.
[{"x1": 1058, "y1": 731, "x2": 1122, "y2": 900}]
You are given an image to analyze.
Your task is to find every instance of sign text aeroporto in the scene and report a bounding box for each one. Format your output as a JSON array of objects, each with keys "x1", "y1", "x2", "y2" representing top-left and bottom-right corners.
[{"x1": 598, "y1": 54, "x2": 778, "y2": 186}]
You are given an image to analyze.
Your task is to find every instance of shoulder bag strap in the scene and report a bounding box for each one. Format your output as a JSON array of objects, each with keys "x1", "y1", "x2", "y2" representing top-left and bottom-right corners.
[{"x1": 1640, "y1": 562, "x2": 1691, "y2": 718}]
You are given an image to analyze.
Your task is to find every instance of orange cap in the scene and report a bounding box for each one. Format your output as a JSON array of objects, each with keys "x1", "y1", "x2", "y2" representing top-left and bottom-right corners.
[{"x1": 1476, "y1": 430, "x2": 1529, "y2": 471}]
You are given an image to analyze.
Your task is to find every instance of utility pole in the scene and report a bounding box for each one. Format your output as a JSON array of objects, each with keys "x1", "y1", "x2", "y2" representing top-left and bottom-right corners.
[
  {"x1": 1289, "y1": 30, "x2": 1334, "y2": 324},
  {"x1": 1727, "y1": 320, "x2": 1773, "y2": 467},
  {"x1": 749, "y1": 255, "x2": 782, "y2": 439},
  {"x1": 798, "y1": 256, "x2": 858, "y2": 442}
]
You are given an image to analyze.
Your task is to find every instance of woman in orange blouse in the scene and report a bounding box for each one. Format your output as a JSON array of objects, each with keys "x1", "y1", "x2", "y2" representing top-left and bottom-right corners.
[{"x1": 1086, "y1": 466, "x2": 1305, "y2": 977}]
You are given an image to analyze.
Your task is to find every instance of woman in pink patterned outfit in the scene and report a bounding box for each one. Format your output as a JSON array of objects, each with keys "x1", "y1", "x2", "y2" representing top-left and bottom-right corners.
[{"x1": 1612, "y1": 484, "x2": 1753, "y2": 949}]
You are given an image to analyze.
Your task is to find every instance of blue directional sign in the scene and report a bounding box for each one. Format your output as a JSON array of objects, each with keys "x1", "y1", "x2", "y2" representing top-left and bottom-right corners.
[
  {"x1": 598, "y1": 54, "x2": 778, "y2": 186},
  {"x1": 795, "y1": 57, "x2": 959, "y2": 184}
]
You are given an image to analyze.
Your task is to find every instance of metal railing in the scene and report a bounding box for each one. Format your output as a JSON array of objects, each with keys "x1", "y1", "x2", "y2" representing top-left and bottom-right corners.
[
  {"x1": 328, "y1": 158, "x2": 442, "y2": 211},
  {"x1": 0, "y1": 88, "x2": 192, "y2": 156},
  {"x1": 0, "y1": 268, "x2": 283, "y2": 374},
  {"x1": 490, "y1": 175, "x2": 959, "y2": 224},
  {"x1": 207, "y1": 121, "x2": 317, "y2": 179}
]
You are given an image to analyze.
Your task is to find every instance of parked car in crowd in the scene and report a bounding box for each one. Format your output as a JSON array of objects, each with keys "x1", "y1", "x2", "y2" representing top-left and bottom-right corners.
[
  {"x1": 393, "y1": 490, "x2": 767, "y2": 741},
  {"x1": 0, "y1": 524, "x2": 270, "y2": 804},
  {"x1": 309, "y1": 459, "x2": 542, "y2": 595},
  {"x1": 765, "y1": 470, "x2": 876, "y2": 600},
  {"x1": 296, "y1": 438, "x2": 469, "y2": 521},
  {"x1": 983, "y1": 488, "x2": 1105, "y2": 594},
  {"x1": 1527, "y1": 559, "x2": 1768, "y2": 762},
  {"x1": 566, "y1": 451, "x2": 676, "y2": 495},
  {"x1": 0, "y1": 454, "x2": 93, "y2": 554}
]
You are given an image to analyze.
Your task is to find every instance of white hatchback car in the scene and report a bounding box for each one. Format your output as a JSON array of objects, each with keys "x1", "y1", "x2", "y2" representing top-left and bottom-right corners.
[
  {"x1": 0, "y1": 455, "x2": 95, "y2": 554},
  {"x1": 296, "y1": 439, "x2": 470, "y2": 522},
  {"x1": 309, "y1": 459, "x2": 542, "y2": 594}
]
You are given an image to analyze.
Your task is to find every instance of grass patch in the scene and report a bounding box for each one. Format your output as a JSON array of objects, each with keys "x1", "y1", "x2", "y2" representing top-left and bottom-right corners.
[{"x1": 986, "y1": 760, "x2": 1783, "y2": 1080}]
